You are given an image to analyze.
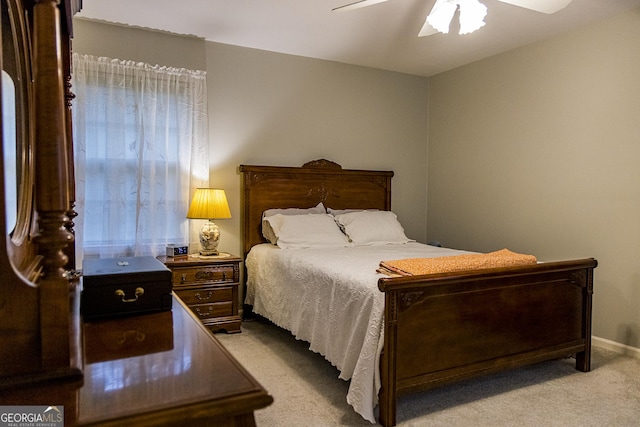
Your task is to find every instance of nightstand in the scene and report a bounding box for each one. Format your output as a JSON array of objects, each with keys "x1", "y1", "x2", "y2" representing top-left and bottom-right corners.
[{"x1": 158, "y1": 254, "x2": 243, "y2": 333}]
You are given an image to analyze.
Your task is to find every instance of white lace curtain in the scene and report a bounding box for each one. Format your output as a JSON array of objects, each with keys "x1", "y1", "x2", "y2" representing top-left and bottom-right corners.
[{"x1": 72, "y1": 54, "x2": 209, "y2": 263}]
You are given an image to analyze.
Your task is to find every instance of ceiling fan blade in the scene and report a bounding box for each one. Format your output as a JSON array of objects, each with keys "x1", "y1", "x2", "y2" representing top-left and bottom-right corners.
[
  {"x1": 332, "y1": 0, "x2": 391, "y2": 13},
  {"x1": 497, "y1": 0, "x2": 572, "y2": 14},
  {"x1": 418, "y1": 17, "x2": 439, "y2": 37}
]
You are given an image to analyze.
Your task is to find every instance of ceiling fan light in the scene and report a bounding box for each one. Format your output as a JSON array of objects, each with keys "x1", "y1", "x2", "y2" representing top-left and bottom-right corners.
[
  {"x1": 458, "y1": 0, "x2": 487, "y2": 34},
  {"x1": 426, "y1": 0, "x2": 458, "y2": 34}
]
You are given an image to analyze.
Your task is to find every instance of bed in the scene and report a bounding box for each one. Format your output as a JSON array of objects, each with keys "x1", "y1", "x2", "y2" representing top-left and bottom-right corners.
[{"x1": 239, "y1": 159, "x2": 597, "y2": 426}]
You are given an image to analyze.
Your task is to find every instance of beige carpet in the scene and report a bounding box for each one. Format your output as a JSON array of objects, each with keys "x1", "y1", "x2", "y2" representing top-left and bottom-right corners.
[{"x1": 216, "y1": 316, "x2": 640, "y2": 426}]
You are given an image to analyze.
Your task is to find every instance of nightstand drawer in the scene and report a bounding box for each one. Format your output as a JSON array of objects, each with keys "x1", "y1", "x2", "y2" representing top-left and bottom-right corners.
[
  {"x1": 157, "y1": 254, "x2": 243, "y2": 334},
  {"x1": 175, "y1": 287, "x2": 233, "y2": 305},
  {"x1": 172, "y1": 265, "x2": 235, "y2": 285},
  {"x1": 191, "y1": 302, "x2": 233, "y2": 320}
]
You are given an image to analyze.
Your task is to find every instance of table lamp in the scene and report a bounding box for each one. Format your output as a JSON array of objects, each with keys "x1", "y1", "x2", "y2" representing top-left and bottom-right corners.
[{"x1": 186, "y1": 188, "x2": 231, "y2": 256}]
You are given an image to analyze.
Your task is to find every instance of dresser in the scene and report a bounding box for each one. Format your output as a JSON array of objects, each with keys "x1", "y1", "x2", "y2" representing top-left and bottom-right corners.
[
  {"x1": 3, "y1": 295, "x2": 273, "y2": 426},
  {"x1": 158, "y1": 254, "x2": 243, "y2": 333}
]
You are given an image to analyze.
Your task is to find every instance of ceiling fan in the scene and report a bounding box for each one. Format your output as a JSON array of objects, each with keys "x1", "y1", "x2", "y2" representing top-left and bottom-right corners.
[{"x1": 332, "y1": 0, "x2": 572, "y2": 36}]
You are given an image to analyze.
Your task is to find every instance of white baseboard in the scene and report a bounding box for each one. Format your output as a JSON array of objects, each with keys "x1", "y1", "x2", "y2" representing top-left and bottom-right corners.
[{"x1": 592, "y1": 336, "x2": 640, "y2": 359}]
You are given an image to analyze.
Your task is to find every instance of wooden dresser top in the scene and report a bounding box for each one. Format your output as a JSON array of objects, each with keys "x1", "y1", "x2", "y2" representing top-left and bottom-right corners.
[{"x1": 3, "y1": 295, "x2": 272, "y2": 426}]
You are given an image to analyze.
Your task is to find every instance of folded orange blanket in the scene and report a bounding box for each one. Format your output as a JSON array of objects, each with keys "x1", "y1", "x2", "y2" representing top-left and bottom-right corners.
[{"x1": 378, "y1": 248, "x2": 537, "y2": 277}]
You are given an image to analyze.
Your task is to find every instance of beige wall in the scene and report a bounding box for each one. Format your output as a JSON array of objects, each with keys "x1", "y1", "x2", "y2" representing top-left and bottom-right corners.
[
  {"x1": 73, "y1": 19, "x2": 207, "y2": 70},
  {"x1": 205, "y1": 42, "x2": 429, "y2": 257},
  {"x1": 71, "y1": 19, "x2": 430, "y2": 256},
  {"x1": 427, "y1": 8, "x2": 640, "y2": 347}
]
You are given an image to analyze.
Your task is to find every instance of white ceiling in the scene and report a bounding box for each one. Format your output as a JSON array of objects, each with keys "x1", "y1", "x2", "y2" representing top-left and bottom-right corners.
[{"x1": 76, "y1": 0, "x2": 640, "y2": 77}]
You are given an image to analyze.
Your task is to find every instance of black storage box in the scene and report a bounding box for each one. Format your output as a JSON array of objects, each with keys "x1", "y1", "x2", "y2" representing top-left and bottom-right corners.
[{"x1": 82, "y1": 256, "x2": 172, "y2": 319}]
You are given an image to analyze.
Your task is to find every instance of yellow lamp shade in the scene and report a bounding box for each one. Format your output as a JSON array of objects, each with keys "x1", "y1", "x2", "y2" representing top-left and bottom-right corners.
[{"x1": 186, "y1": 188, "x2": 231, "y2": 220}]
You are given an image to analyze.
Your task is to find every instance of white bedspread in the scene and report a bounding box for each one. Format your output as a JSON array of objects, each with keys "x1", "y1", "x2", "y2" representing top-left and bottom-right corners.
[{"x1": 245, "y1": 242, "x2": 472, "y2": 423}]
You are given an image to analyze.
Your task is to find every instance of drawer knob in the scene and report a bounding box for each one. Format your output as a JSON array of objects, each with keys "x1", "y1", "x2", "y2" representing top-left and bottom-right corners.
[
  {"x1": 195, "y1": 291, "x2": 213, "y2": 301},
  {"x1": 115, "y1": 287, "x2": 144, "y2": 303}
]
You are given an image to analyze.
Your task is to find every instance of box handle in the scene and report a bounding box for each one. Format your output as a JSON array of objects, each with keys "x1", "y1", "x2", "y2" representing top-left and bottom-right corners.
[{"x1": 115, "y1": 287, "x2": 145, "y2": 303}]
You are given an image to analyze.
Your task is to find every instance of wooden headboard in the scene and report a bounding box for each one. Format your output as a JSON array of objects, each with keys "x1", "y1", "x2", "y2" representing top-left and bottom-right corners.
[{"x1": 239, "y1": 159, "x2": 394, "y2": 258}]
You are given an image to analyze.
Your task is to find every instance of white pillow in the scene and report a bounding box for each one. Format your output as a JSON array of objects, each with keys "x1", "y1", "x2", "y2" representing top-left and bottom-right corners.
[
  {"x1": 263, "y1": 213, "x2": 350, "y2": 249},
  {"x1": 334, "y1": 210, "x2": 414, "y2": 246},
  {"x1": 263, "y1": 202, "x2": 326, "y2": 218},
  {"x1": 262, "y1": 202, "x2": 326, "y2": 243},
  {"x1": 327, "y1": 207, "x2": 378, "y2": 216}
]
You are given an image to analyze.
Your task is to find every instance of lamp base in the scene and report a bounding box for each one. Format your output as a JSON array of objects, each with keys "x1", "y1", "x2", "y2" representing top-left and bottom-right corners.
[
  {"x1": 199, "y1": 220, "x2": 221, "y2": 256},
  {"x1": 199, "y1": 249, "x2": 219, "y2": 256}
]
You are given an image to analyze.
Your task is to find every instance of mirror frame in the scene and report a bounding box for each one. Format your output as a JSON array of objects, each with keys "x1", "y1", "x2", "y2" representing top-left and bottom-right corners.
[{"x1": 3, "y1": 0, "x2": 34, "y2": 247}]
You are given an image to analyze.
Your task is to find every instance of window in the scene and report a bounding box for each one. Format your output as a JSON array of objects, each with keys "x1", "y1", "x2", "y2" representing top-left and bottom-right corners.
[{"x1": 72, "y1": 54, "x2": 208, "y2": 261}]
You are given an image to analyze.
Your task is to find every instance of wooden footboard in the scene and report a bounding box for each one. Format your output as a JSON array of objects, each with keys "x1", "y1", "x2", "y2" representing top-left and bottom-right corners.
[{"x1": 377, "y1": 258, "x2": 597, "y2": 427}]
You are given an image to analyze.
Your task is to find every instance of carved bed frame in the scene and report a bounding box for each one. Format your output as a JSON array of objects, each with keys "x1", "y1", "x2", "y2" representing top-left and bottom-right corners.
[{"x1": 239, "y1": 159, "x2": 597, "y2": 426}]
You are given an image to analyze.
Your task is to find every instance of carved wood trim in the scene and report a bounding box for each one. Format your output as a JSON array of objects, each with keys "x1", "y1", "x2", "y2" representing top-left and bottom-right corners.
[{"x1": 302, "y1": 158, "x2": 342, "y2": 169}]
